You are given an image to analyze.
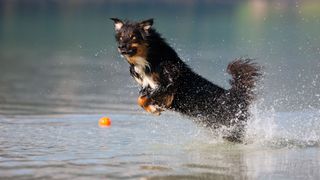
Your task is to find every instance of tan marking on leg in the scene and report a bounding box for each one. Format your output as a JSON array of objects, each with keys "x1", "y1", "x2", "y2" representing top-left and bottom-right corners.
[
  {"x1": 163, "y1": 94, "x2": 174, "y2": 108},
  {"x1": 137, "y1": 95, "x2": 161, "y2": 115},
  {"x1": 137, "y1": 95, "x2": 150, "y2": 107}
]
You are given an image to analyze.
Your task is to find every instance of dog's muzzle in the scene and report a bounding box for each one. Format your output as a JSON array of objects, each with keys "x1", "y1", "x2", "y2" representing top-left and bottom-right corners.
[{"x1": 118, "y1": 45, "x2": 137, "y2": 56}]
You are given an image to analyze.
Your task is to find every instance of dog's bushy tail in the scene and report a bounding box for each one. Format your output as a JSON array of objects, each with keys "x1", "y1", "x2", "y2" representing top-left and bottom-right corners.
[
  {"x1": 223, "y1": 59, "x2": 261, "y2": 142},
  {"x1": 227, "y1": 58, "x2": 261, "y2": 103}
]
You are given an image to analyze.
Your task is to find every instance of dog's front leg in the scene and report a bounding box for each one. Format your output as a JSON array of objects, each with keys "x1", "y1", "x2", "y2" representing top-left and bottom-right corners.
[
  {"x1": 137, "y1": 88, "x2": 162, "y2": 115},
  {"x1": 148, "y1": 85, "x2": 175, "y2": 109}
]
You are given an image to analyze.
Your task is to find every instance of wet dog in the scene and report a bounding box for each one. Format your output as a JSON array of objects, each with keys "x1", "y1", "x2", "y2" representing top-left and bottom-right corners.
[{"x1": 111, "y1": 18, "x2": 261, "y2": 142}]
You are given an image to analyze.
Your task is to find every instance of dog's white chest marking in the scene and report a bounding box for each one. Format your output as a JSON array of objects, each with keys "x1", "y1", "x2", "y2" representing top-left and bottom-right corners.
[
  {"x1": 134, "y1": 65, "x2": 158, "y2": 89},
  {"x1": 127, "y1": 56, "x2": 158, "y2": 90}
]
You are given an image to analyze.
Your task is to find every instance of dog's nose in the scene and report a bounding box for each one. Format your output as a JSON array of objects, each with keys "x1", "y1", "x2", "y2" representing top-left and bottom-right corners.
[{"x1": 118, "y1": 45, "x2": 125, "y2": 49}]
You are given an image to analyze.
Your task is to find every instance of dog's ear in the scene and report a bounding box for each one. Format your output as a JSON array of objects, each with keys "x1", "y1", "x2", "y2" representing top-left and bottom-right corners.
[
  {"x1": 110, "y1": 18, "x2": 124, "y2": 31},
  {"x1": 140, "y1": 18, "x2": 153, "y2": 31}
]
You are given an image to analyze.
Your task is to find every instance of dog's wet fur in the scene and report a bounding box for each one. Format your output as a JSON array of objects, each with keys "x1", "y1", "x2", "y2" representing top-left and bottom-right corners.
[{"x1": 111, "y1": 18, "x2": 261, "y2": 142}]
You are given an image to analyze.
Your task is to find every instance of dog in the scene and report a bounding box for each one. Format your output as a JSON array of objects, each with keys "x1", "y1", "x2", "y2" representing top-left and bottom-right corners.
[{"x1": 111, "y1": 18, "x2": 261, "y2": 142}]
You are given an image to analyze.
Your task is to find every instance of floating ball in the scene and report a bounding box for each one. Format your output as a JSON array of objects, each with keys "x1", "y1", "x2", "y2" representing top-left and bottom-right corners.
[{"x1": 99, "y1": 116, "x2": 111, "y2": 127}]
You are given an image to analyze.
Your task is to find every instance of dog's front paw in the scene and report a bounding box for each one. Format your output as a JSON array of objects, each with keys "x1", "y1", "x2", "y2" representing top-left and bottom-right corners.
[
  {"x1": 137, "y1": 95, "x2": 162, "y2": 115},
  {"x1": 145, "y1": 105, "x2": 162, "y2": 116},
  {"x1": 137, "y1": 95, "x2": 151, "y2": 107}
]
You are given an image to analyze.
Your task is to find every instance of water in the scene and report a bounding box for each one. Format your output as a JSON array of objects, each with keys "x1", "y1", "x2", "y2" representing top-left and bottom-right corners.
[
  {"x1": 1, "y1": 0, "x2": 320, "y2": 179},
  {"x1": 1, "y1": 113, "x2": 320, "y2": 179}
]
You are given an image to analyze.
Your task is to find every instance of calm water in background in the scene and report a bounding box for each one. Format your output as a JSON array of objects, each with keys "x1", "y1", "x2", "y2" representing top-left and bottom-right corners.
[{"x1": 1, "y1": 0, "x2": 320, "y2": 179}]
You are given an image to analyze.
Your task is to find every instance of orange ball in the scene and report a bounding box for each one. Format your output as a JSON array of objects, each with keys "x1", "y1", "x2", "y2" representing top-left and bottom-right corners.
[{"x1": 99, "y1": 116, "x2": 111, "y2": 127}]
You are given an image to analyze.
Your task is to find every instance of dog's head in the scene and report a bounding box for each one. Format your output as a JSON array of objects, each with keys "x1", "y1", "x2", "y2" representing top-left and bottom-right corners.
[{"x1": 111, "y1": 18, "x2": 153, "y2": 58}]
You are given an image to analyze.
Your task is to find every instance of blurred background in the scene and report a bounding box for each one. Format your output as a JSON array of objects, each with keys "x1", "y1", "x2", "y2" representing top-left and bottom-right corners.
[{"x1": 0, "y1": 0, "x2": 319, "y2": 115}]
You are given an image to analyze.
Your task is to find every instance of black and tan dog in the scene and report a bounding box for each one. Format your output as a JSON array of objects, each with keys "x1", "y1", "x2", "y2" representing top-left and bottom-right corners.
[{"x1": 111, "y1": 18, "x2": 261, "y2": 142}]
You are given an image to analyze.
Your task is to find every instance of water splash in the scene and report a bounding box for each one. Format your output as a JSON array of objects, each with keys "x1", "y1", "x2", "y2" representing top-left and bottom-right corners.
[{"x1": 245, "y1": 98, "x2": 320, "y2": 148}]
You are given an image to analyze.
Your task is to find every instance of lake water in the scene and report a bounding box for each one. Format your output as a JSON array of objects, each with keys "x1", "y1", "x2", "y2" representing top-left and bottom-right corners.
[{"x1": 1, "y1": 0, "x2": 320, "y2": 179}]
